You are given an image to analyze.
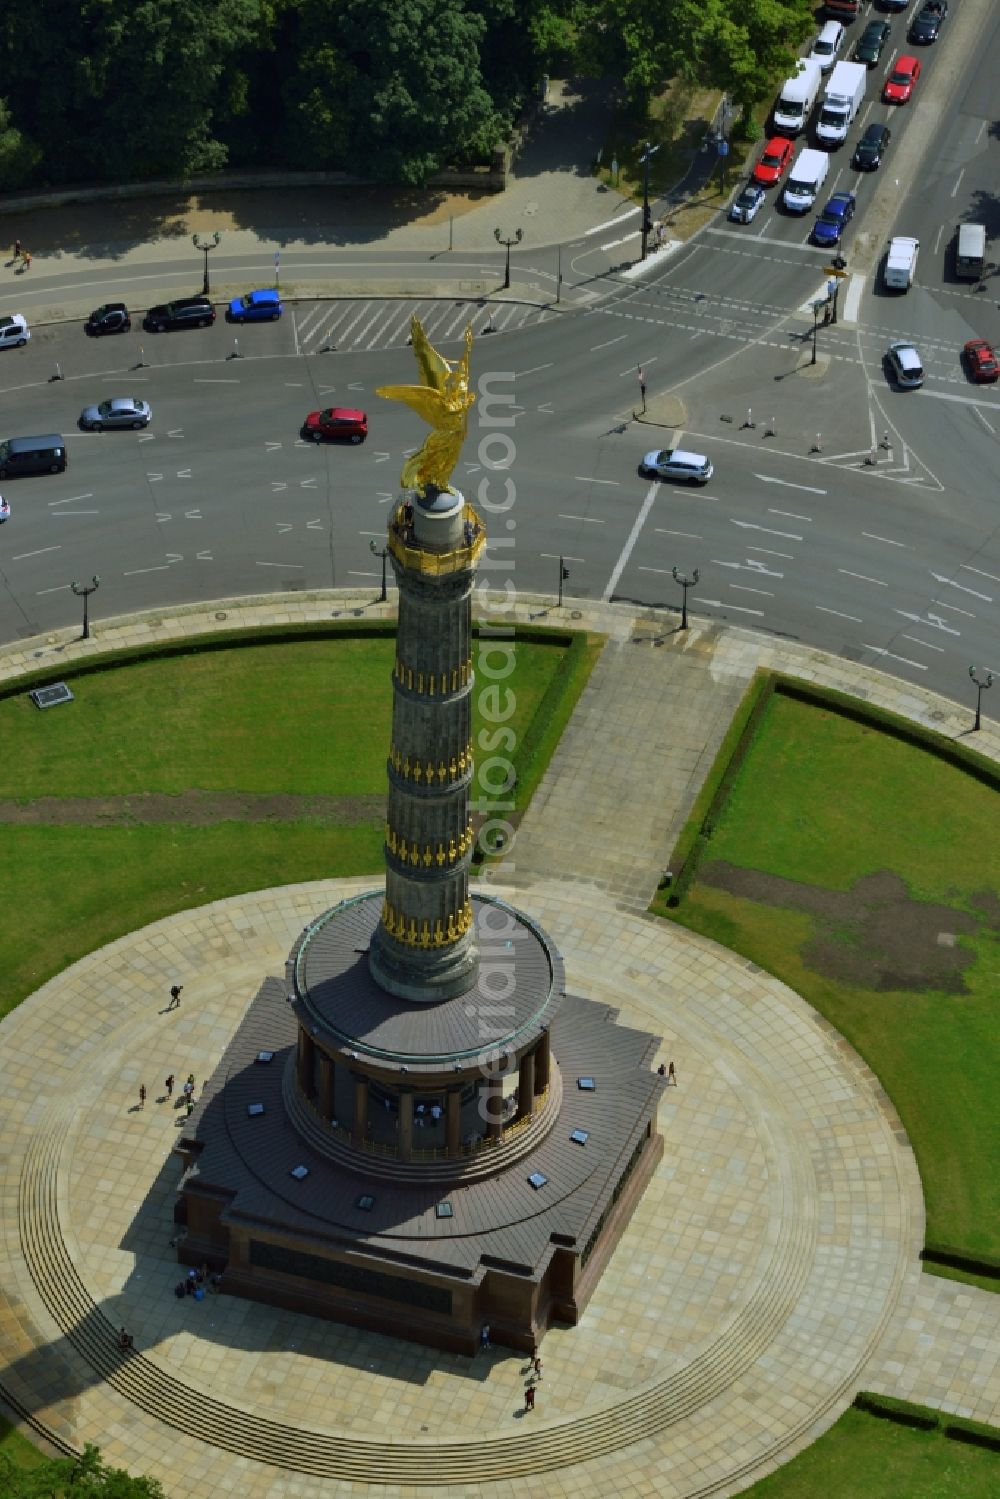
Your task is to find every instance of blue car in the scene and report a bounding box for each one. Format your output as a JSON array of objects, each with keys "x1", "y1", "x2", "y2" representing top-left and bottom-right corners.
[
  {"x1": 812, "y1": 192, "x2": 856, "y2": 247},
  {"x1": 226, "y1": 289, "x2": 283, "y2": 323}
]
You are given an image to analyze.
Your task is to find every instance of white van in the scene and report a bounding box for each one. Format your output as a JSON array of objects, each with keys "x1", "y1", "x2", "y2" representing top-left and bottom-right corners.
[
  {"x1": 783, "y1": 148, "x2": 830, "y2": 213},
  {"x1": 884, "y1": 236, "x2": 919, "y2": 291},
  {"x1": 955, "y1": 223, "x2": 986, "y2": 280},
  {"x1": 773, "y1": 60, "x2": 823, "y2": 135}
]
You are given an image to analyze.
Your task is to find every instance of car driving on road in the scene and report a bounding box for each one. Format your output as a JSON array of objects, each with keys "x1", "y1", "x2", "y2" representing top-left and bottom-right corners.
[
  {"x1": 854, "y1": 19, "x2": 891, "y2": 66},
  {"x1": 910, "y1": 1, "x2": 947, "y2": 43},
  {"x1": 227, "y1": 290, "x2": 283, "y2": 323},
  {"x1": 638, "y1": 449, "x2": 713, "y2": 485},
  {"x1": 729, "y1": 185, "x2": 765, "y2": 224},
  {"x1": 886, "y1": 342, "x2": 924, "y2": 390},
  {"x1": 812, "y1": 193, "x2": 856, "y2": 247},
  {"x1": 752, "y1": 137, "x2": 794, "y2": 187},
  {"x1": 302, "y1": 407, "x2": 368, "y2": 444},
  {"x1": 852, "y1": 123, "x2": 891, "y2": 171},
  {"x1": 143, "y1": 296, "x2": 216, "y2": 332},
  {"x1": 79, "y1": 397, "x2": 152, "y2": 431},
  {"x1": 963, "y1": 339, "x2": 999, "y2": 383},
  {"x1": 884, "y1": 56, "x2": 921, "y2": 104}
]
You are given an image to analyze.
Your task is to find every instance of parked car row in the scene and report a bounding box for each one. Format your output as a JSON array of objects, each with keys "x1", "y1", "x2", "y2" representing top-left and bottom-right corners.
[{"x1": 83, "y1": 290, "x2": 284, "y2": 337}]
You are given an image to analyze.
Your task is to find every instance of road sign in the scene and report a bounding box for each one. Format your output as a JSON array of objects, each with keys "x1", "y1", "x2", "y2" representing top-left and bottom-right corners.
[{"x1": 823, "y1": 266, "x2": 849, "y2": 278}]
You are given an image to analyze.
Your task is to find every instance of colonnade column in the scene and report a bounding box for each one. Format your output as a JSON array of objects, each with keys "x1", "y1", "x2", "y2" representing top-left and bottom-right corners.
[
  {"x1": 485, "y1": 1076, "x2": 503, "y2": 1140},
  {"x1": 446, "y1": 1088, "x2": 461, "y2": 1155},
  {"x1": 317, "y1": 1053, "x2": 335, "y2": 1121},
  {"x1": 399, "y1": 1092, "x2": 414, "y2": 1160},
  {"x1": 535, "y1": 1028, "x2": 551, "y2": 1096},
  {"x1": 352, "y1": 1076, "x2": 369, "y2": 1145},
  {"x1": 297, "y1": 1030, "x2": 316, "y2": 1100},
  {"x1": 517, "y1": 1049, "x2": 536, "y2": 1122}
]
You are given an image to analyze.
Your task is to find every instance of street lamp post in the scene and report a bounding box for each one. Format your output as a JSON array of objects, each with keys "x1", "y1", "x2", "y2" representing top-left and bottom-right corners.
[
  {"x1": 811, "y1": 298, "x2": 826, "y2": 366},
  {"x1": 494, "y1": 226, "x2": 523, "y2": 290},
  {"x1": 969, "y1": 665, "x2": 993, "y2": 731},
  {"x1": 672, "y1": 565, "x2": 699, "y2": 630},
  {"x1": 639, "y1": 143, "x2": 661, "y2": 261},
  {"x1": 71, "y1": 575, "x2": 100, "y2": 640},
  {"x1": 370, "y1": 539, "x2": 389, "y2": 603},
  {"x1": 192, "y1": 231, "x2": 221, "y2": 296}
]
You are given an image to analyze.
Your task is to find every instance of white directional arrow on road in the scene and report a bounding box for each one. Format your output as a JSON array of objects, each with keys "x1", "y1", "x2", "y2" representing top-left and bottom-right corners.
[
  {"x1": 167, "y1": 429, "x2": 184, "y2": 439},
  {"x1": 306, "y1": 519, "x2": 323, "y2": 529},
  {"x1": 155, "y1": 513, "x2": 170, "y2": 522},
  {"x1": 377, "y1": 493, "x2": 393, "y2": 504},
  {"x1": 300, "y1": 478, "x2": 317, "y2": 488},
  {"x1": 165, "y1": 553, "x2": 183, "y2": 564},
  {"x1": 276, "y1": 523, "x2": 293, "y2": 533},
  {"x1": 348, "y1": 382, "x2": 364, "y2": 391},
  {"x1": 894, "y1": 610, "x2": 961, "y2": 636},
  {"x1": 176, "y1": 469, "x2": 192, "y2": 479},
  {"x1": 271, "y1": 482, "x2": 287, "y2": 492},
  {"x1": 138, "y1": 433, "x2": 155, "y2": 443},
  {"x1": 266, "y1": 441, "x2": 282, "y2": 452},
  {"x1": 184, "y1": 510, "x2": 202, "y2": 520},
  {"x1": 196, "y1": 550, "x2": 213, "y2": 561},
  {"x1": 713, "y1": 558, "x2": 784, "y2": 578},
  {"x1": 147, "y1": 473, "x2": 163, "y2": 482},
  {"x1": 931, "y1": 571, "x2": 992, "y2": 602},
  {"x1": 374, "y1": 452, "x2": 390, "y2": 463}
]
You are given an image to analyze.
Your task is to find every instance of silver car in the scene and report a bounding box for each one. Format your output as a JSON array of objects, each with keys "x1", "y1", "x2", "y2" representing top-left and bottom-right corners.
[
  {"x1": 886, "y1": 342, "x2": 924, "y2": 390},
  {"x1": 79, "y1": 397, "x2": 152, "y2": 431},
  {"x1": 639, "y1": 448, "x2": 713, "y2": 485}
]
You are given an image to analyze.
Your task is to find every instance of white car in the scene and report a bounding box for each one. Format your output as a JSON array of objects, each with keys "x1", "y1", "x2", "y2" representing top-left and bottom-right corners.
[
  {"x1": 639, "y1": 449, "x2": 713, "y2": 485},
  {"x1": 79, "y1": 397, "x2": 152, "y2": 431},
  {"x1": 886, "y1": 342, "x2": 924, "y2": 389},
  {"x1": 0, "y1": 495, "x2": 9, "y2": 522},
  {"x1": 729, "y1": 185, "x2": 765, "y2": 224},
  {"x1": 0, "y1": 314, "x2": 29, "y2": 350}
]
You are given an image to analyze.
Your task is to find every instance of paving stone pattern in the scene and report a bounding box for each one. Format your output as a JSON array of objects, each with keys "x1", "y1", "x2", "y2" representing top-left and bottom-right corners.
[{"x1": 0, "y1": 591, "x2": 997, "y2": 1499}]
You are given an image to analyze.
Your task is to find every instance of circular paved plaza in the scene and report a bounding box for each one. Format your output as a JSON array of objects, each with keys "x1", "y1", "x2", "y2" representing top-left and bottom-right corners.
[{"x1": 0, "y1": 874, "x2": 922, "y2": 1497}]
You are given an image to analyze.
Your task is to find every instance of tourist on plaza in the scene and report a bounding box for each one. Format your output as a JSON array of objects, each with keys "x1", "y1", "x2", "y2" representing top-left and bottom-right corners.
[
  {"x1": 138, "y1": 1083, "x2": 146, "y2": 1109},
  {"x1": 168, "y1": 984, "x2": 183, "y2": 1009},
  {"x1": 480, "y1": 1323, "x2": 490, "y2": 1351},
  {"x1": 165, "y1": 1073, "x2": 175, "y2": 1098}
]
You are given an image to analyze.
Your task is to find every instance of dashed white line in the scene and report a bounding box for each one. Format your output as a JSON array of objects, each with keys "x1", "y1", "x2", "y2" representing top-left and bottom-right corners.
[
  {"x1": 962, "y1": 565, "x2": 1000, "y2": 584},
  {"x1": 863, "y1": 645, "x2": 927, "y2": 670},
  {"x1": 655, "y1": 529, "x2": 702, "y2": 539},
  {"x1": 901, "y1": 635, "x2": 945, "y2": 652},
  {"x1": 559, "y1": 513, "x2": 605, "y2": 523},
  {"x1": 697, "y1": 598, "x2": 765, "y2": 616},
  {"x1": 12, "y1": 544, "x2": 62, "y2": 561},
  {"x1": 767, "y1": 508, "x2": 814, "y2": 521},
  {"x1": 931, "y1": 571, "x2": 992, "y2": 602},
  {"x1": 730, "y1": 584, "x2": 774, "y2": 596},
  {"x1": 540, "y1": 553, "x2": 584, "y2": 562},
  {"x1": 573, "y1": 476, "x2": 620, "y2": 486},
  {"x1": 590, "y1": 335, "x2": 628, "y2": 352},
  {"x1": 748, "y1": 546, "x2": 795, "y2": 559},
  {"x1": 816, "y1": 605, "x2": 862, "y2": 623},
  {"x1": 862, "y1": 532, "x2": 906, "y2": 547},
  {"x1": 731, "y1": 519, "x2": 803, "y2": 540},
  {"x1": 839, "y1": 569, "x2": 888, "y2": 586}
]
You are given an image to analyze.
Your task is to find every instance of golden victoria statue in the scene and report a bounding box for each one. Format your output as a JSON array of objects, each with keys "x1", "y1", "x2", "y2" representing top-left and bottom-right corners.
[{"x1": 377, "y1": 316, "x2": 475, "y2": 496}]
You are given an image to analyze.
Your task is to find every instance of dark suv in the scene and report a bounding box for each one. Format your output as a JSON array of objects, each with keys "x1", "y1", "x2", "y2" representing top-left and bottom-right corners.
[
  {"x1": 86, "y1": 303, "x2": 131, "y2": 336},
  {"x1": 854, "y1": 20, "x2": 890, "y2": 67},
  {"x1": 143, "y1": 296, "x2": 216, "y2": 332}
]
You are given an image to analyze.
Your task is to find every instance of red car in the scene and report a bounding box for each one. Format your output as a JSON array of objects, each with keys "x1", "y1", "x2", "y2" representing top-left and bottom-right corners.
[
  {"x1": 752, "y1": 136, "x2": 795, "y2": 187},
  {"x1": 884, "y1": 56, "x2": 922, "y2": 103},
  {"x1": 963, "y1": 338, "x2": 999, "y2": 383},
  {"x1": 302, "y1": 407, "x2": 368, "y2": 444}
]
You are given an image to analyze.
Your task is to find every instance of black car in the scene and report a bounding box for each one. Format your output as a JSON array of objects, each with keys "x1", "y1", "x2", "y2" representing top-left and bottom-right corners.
[
  {"x1": 85, "y1": 302, "x2": 131, "y2": 336},
  {"x1": 143, "y1": 296, "x2": 216, "y2": 332},
  {"x1": 854, "y1": 20, "x2": 890, "y2": 66},
  {"x1": 910, "y1": 1, "x2": 947, "y2": 43},
  {"x1": 852, "y1": 123, "x2": 891, "y2": 171}
]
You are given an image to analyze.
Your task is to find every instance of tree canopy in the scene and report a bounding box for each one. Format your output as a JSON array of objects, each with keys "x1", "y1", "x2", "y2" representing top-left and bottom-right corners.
[{"x1": 0, "y1": 1441, "x2": 165, "y2": 1498}]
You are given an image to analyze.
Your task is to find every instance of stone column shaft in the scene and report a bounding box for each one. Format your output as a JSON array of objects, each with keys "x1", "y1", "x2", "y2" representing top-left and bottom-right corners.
[
  {"x1": 517, "y1": 1050, "x2": 536, "y2": 1121},
  {"x1": 352, "y1": 1076, "x2": 369, "y2": 1145},
  {"x1": 446, "y1": 1088, "x2": 461, "y2": 1156}
]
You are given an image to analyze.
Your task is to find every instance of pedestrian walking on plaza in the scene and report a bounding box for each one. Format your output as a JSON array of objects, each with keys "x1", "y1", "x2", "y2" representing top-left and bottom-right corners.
[
  {"x1": 185, "y1": 1099, "x2": 195, "y2": 1118},
  {"x1": 13, "y1": 238, "x2": 21, "y2": 263},
  {"x1": 667, "y1": 1061, "x2": 676, "y2": 1086},
  {"x1": 480, "y1": 1322, "x2": 490, "y2": 1352},
  {"x1": 139, "y1": 1083, "x2": 146, "y2": 1109},
  {"x1": 524, "y1": 1383, "x2": 535, "y2": 1411},
  {"x1": 532, "y1": 1354, "x2": 542, "y2": 1380},
  {"x1": 168, "y1": 984, "x2": 183, "y2": 1009},
  {"x1": 657, "y1": 1063, "x2": 666, "y2": 1077},
  {"x1": 22, "y1": 250, "x2": 31, "y2": 271},
  {"x1": 165, "y1": 1074, "x2": 175, "y2": 1098}
]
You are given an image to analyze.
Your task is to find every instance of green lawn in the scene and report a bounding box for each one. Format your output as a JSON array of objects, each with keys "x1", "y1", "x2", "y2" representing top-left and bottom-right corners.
[
  {"x1": 743, "y1": 1408, "x2": 997, "y2": 1499},
  {"x1": 0, "y1": 633, "x2": 599, "y2": 1017},
  {"x1": 0, "y1": 1414, "x2": 47, "y2": 1471},
  {"x1": 664, "y1": 692, "x2": 1000, "y2": 1265}
]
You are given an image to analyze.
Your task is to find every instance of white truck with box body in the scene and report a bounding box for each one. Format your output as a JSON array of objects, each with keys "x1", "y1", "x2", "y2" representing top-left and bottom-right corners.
[
  {"x1": 884, "y1": 236, "x2": 919, "y2": 290},
  {"x1": 773, "y1": 59, "x2": 823, "y2": 135},
  {"x1": 783, "y1": 148, "x2": 830, "y2": 213},
  {"x1": 815, "y1": 61, "x2": 867, "y2": 147}
]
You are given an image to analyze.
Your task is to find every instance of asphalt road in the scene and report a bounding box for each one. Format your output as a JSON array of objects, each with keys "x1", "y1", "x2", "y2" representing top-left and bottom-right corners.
[{"x1": 0, "y1": 0, "x2": 997, "y2": 710}]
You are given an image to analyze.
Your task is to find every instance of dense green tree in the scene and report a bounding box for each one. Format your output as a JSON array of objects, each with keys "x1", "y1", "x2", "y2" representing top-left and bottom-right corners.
[
  {"x1": 0, "y1": 1441, "x2": 165, "y2": 1497},
  {"x1": 0, "y1": 99, "x2": 41, "y2": 190},
  {"x1": 669, "y1": 0, "x2": 813, "y2": 133}
]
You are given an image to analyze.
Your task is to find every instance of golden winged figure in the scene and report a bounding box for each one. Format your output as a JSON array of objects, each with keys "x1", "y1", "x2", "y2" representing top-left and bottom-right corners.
[{"x1": 377, "y1": 317, "x2": 475, "y2": 496}]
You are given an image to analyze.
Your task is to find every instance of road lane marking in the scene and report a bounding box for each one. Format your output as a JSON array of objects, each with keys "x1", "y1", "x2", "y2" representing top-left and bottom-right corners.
[
  {"x1": 962, "y1": 565, "x2": 1000, "y2": 584},
  {"x1": 895, "y1": 610, "x2": 960, "y2": 635},
  {"x1": 748, "y1": 546, "x2": 795, "y2": 559},
  {"x1": 843, "y1": 274, "x2": 865, "y2": 324},
  {"x1": 35, "y1": 584, "x2": 71, "y2": 596},
  {"x1": 972, "y1": 408, "x2": 996, "y2": 435},
  {"x1": 839, "y1": 569, "x2": 887, "y2": 586},
  {"x1": 256, "y1": 560, "x2": 304, "y2": 568},
  {"x1": 754, "y1": 476, "x2": 826, "y2": 495},
  {"x1": 697, "y1": 598, "x2": 764, "y2": 616},
  {"x1": 12, "y1": 545, "x2": 61, "y2": 561},
  {"x1": 731, "y1": 519, "x2": 803, "y2": 540},
  {"x1": 863, "y1": 645, "x2": 927, "y2": 670},
  {"x1": 618, "y1": 356, "x2": 658, "y2": 377},
  {"x1": 48, "y1": 494, "x2": 94, "y2": 506},
  {"x1": 573, "y1": 476, "x2": 620, "y2": 486},
  {"x1": 928, "y1": 599, "x2": 975, "y2": 618},
  {"x1": 951, "y1": 167, "x2": 965, "y2": 199},
  {"x1": 655, "y1": 529, "x2": 702, "y2": 539},
  {"x1": 590, "y1": 335, "x2": 628, "y2": 352},
  {"x1": 541, "y1": 553, "x2": 584, "y2": 562},
  {"x1": 862, "y1": 533, "x2": 906, "y2": 547},
  {"x1": 584, "y1": 206, "x2": 642, "y2": 236},
  {"x1": 902, "y1": 635, "x2": 945, "y2": 652},
  {"x1": 816, "y1": 605, "x2": 862, "y2": 622},
  {"x1": 518, "y1": 363, "x2": 554, "y2": 377},
  {"x1": 559, "y1": 513, "x2": 605, "y2": 523},
  {"x1": 603, "y1": 480, "x2": 658, "y2": 600},
  {"x1": 124, "y1": 564, "x2": 171, "y2": 575},
  {"x1": 767, "y1": 508, "x2": 813, "y2": 521},
  {"x1": 730, "y1": 584, "x2": 774, "y2": 596}
]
